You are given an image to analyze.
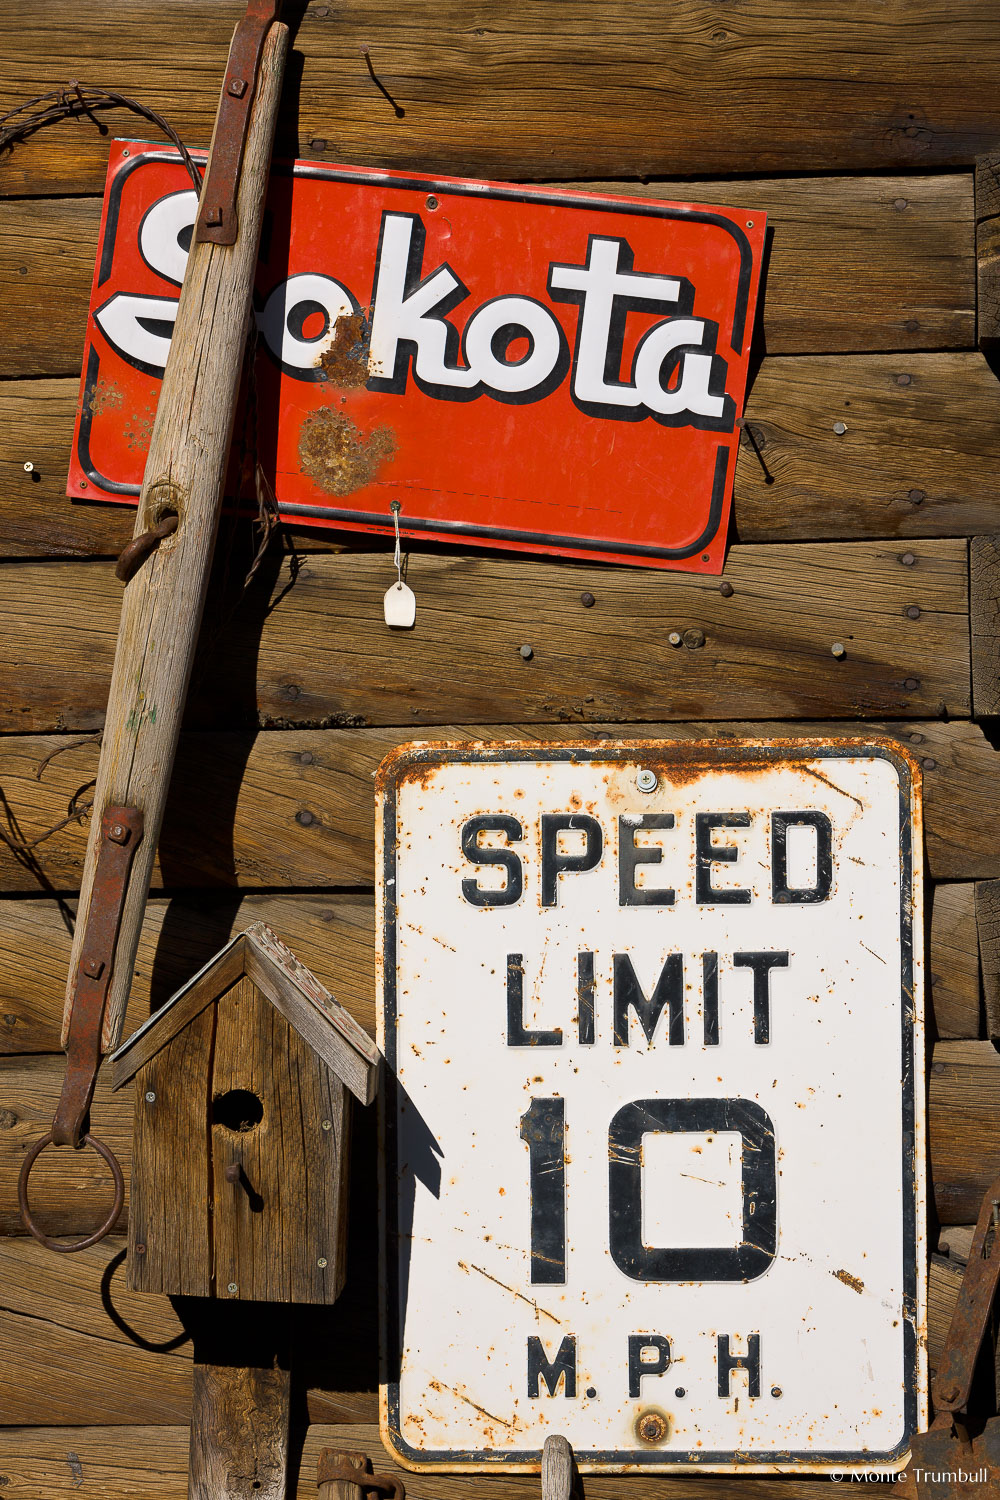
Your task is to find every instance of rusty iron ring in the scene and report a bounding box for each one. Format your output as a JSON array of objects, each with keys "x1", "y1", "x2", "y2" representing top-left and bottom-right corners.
[{"x1": 18, "y1": 1131, "x2": 125, "y2": 1252}]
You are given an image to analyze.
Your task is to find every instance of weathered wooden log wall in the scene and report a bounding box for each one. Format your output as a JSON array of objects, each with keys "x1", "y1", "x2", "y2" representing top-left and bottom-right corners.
[{"x1": 3, "y1": 1, "x2": 1000, "y2": 1493}]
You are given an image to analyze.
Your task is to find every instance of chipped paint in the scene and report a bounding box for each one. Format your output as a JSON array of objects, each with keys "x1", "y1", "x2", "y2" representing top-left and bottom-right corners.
[{"x1": 316, "y1": 309, "x2": 372, "y2": 388}]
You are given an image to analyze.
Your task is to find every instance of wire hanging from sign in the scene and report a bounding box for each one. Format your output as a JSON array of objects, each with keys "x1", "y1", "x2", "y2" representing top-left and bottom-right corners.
[{"x1": 384, "y1": 500, "x2": 416, "y2": 628}]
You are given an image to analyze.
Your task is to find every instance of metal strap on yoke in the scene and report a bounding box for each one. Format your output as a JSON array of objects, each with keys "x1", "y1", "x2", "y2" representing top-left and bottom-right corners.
[
  {"x1": 51, "y1": 804, "x2": 144, "y2": 1147},
  {"x1": 194, "y1": 0, "x2": 283, "y2": 245}
]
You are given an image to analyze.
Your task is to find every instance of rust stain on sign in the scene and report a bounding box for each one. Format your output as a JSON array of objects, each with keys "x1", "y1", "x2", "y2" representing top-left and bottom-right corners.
[
  {"x1": 317, "y1": 310, "x2": 372, "y2": 388},
  {"x1": 298, "y1": 407, "x2": 395, "y2": 496},
  {"x1": 833, "y1": 1269, "x2": 865, "y2": 1294}
]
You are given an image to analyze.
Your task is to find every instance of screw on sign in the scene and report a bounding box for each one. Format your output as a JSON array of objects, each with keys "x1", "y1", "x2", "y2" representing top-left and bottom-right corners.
[{"x1": 377, "y1": 739, "x2": 926, "y2": 1474}]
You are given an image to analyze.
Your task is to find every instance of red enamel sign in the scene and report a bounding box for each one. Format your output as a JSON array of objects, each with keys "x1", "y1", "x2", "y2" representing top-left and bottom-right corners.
[{"x1": 69, "y1": 143, "x2": 766, "y2": 572}]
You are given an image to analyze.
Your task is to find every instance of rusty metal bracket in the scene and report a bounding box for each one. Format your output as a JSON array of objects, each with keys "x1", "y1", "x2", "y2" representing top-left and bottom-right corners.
[
  {"x1": 49, "y1": 804, "x2": 144, "y2": 1147},
  {"x1": 317, "y1": 1463, "x2": 404, "y2": 1500},
  {"x1": 115, "y1": 512, "x2": 178, "y2": 583},
  {"x1": 194, "y1": 0, "x2": 282, "y2": 245},
  {"x1": 50, "y1": 805, "x2": 144, "y2": 1148},
  {"x1": 932, "y1": 1173, "x2": 1000, "y2": 1415}
]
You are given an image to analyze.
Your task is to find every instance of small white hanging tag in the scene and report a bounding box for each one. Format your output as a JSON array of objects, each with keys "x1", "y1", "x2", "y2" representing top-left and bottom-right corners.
[
  {"x1": 384, "y1": 579, "x2": 416, "y2": 628},
  {"x1": 383, "y1": 500, "x2": 416, "y2": 628}
]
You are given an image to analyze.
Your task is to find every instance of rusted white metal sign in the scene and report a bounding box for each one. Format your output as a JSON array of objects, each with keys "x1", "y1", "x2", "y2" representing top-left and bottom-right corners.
[{"x1": 376, "y1": 740, "x2": 926, "y2": 1474}]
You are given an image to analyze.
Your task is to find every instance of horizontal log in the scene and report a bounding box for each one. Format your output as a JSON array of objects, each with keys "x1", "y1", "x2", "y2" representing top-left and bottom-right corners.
[
  {"x1": 0, "y1": 1236, "x2": 378, "y2": 1427},
  {"x1": 0, "y1": 1423, "x2": 843, "y2": 1498},
  {"x1": 2, "y1": 1, "x2": 1000, "y2": 187},
  {"x1": 0, "y1": 720, "x2": 992, "y2": 896},
  {"x1": 929, "y1": 1040, "x2": 1000, "y2": 1222},
  {"x1": 0, "y1": 880, "x2": 979, "y2": 1059},
  {"x1": 0, "y1": 893, "x2": 375, "y2": 1056},
  {"x1": 1, "y1": 1042, "x2": 984, "y2": 1237},
  {"x1": 0, "y1": 176, "x2": 974, "y2": 382},
  {"x1": 0, "y1": 541, "x2": 970, "y2": 732},
  {"x1": 0, "y1": 1234, "x2": 958, "y2": 1431},
  {"x1": 5, "y1": 354, "x2": 1000, "y2": 558}
]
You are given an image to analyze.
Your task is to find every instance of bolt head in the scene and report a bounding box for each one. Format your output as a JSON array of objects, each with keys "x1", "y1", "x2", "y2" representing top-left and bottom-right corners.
[
  {"x1": 108, "y1": 822, "x2": 129, "y2": 844},
  {"x1": 317, "y1": 1256, "x2": 328, "y2": 1268},
  {"x1": 771, "y1": 1385, "x2": 783, "y2": 1399},
  {"x1": 668, "y1": 631, "x2": 683, "y2": 647},
  {"x1": 82, "y1": 957, "x2": 105, "y2": 980},
  {"x1": 519, "y1": 644, "x2": 533, "y2": 660},
  {"x1": 228, "y1": 77, "x2": 247, "y2": 97},
  {"x1": 426, "y1": 195, "x2": 439, "y2": 211},
  {"x1": 719, "y1": 580, "x2": 734, "y2": 597},
  {"x1": 321, "y1": 1119, "x2": 332, "y2": 1131},
  {"x1": 833, "y1": 420, "x2": 847, "y2": 435},
  {"x1": 683, "y1": 627, "x2": 706, "y2": 649},
  {"x1": 205, "y1": 206, "x2": 223, "y2": 228},
  {"x1": 580, "y1": 591, "x2": 596, "y2": 608},
  {"x1": 22, "y1": 461, "x2": 34, "y2": 473},
  {"x1": 831, "y1": 642, "x2": 846, "y2": 658},
  {"x1": 135, "y1": 1242, "x2": 146, "y2": 1254},
  {"x1": 145, "y1": 1090, "x2": 156, "y2": 1103},
  {"x1": 636, "y1": 768, "x2": 657, "y2": 793},
  {"x1": 906, "y1": 605, "x2": 921, "y2": 620},
  {"x1": 900, "y1": 552, "x2": 916, "y2": 567},
  {"x1": 635, "y1": 1410, "x2": 669, "y2": 1444},
  {"x1": 227, "y1": 1282, "x2": 239, "y2": 1295}
]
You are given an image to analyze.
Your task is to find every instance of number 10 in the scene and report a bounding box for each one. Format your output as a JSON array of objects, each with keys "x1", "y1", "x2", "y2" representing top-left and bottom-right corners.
[{"x1": 520, "y1": 1096, "x2": 777, "y2": 1284}]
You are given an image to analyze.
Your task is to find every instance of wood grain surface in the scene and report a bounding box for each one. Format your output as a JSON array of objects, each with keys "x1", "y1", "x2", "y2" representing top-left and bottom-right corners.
[
  {"x1": 0, "y1": 1418, "x2": 959, "y2": 1497},
  {"x1": 2, "y1": 1, "x2": 1000, "y2": 189},
  {"x1": 0, "y1": 175, "x2": 975, "y2": 380},
  {"x1": 1, "y1": 1042, "x2": 988, "y2": 1236},
  {"x1": 0, "y1": 720, "x2": 991, "y2": 895},
  {"x1": 0, "y1": 541, "x2": 969, "y2": 732},
  {"x1": 6, "y1": 354, "x2": 1000, "y2": 559},
  {"x1": 0, "y1": 1231, "x2": 962, "y2": 1429},
  {"x1": 189, "y1": 1361, "x2": 290, "y2": 1500},
  {"x1": 928, "y1": 1039, "x2": 1000, "y2": 1223},
  {"x1": 0, "y1": 881, "x2": 979, "y2": 1058}
]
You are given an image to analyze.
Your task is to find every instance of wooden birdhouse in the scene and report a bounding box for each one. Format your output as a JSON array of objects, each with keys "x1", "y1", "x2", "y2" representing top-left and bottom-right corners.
[{"x1": 110, "y1": 922, "x2": 379, "y2": 1303}]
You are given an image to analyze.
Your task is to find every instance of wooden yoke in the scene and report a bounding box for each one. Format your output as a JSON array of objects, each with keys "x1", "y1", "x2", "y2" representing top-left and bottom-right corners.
[{"x1": 63, "y1": 19, "x2": 288, "y2": 1057}]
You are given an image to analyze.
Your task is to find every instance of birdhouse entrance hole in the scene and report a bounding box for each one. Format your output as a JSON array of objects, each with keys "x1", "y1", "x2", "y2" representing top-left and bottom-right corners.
[{"x1": 212, "y1": 1088, "x2": 264, "y2": 1132}]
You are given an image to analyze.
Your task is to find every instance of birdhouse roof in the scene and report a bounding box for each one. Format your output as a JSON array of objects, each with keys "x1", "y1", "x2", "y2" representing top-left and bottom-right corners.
[{"x1": 109, "y1": 922, "x2": 380, "y2": 1103}]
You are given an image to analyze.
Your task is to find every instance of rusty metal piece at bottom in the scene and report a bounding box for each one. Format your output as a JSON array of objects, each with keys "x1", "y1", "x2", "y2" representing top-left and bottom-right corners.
[
  {"x1": 317, "y1": 1452, "x2": 404, "y2": 1500},
  {"x1": 931, "y1": 1174, "x2": 1000, "y2": 1415},
  {"x1": 17, "y1": 1131, "x2": 125, "y2": 1252},
  {"x1": 906, "y1": 1415, "x2": 999, "y2": 1497},
  {"x1": 51, "y1": 804, "x2": 144, "y2": 1148},
  {"x1": 195, "y1": 0, "x2": 283, "y2": 245}
]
